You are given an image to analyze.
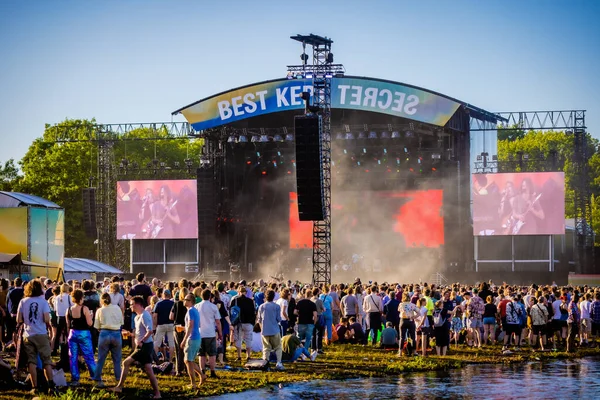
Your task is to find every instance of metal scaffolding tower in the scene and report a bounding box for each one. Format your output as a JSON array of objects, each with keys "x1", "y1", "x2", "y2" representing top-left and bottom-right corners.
[
  {"x1": 471, "y1": 110, "x2": 593, "y2": 273},
  {"x1": 288, "y1": 34, "x2": 344, "y2": 285}
]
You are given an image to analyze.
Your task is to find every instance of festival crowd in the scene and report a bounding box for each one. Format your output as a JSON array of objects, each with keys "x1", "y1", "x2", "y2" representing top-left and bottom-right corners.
[{"x1": 0, "y1": 273, "x2": 600, "y2": 396}]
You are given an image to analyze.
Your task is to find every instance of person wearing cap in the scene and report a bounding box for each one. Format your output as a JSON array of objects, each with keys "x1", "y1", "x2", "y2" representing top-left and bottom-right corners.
[
  {"x1": 181, "y1": 293, "x2": 203, "y2": 390},
  {"x1": 153, "y1": 289, "x2": 175, "y2": 360}
]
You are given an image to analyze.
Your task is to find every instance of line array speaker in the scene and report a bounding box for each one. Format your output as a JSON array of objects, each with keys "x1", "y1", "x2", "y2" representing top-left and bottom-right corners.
[
  {"x1": 82, "y1": 187, "x2": 97, "y2": 238},
  {"x1": 197, "y1": 167, "x2": 216, "y2": 244},
  {"x1": 294, "y1": 115, "x2": 324, "y2": 221}
]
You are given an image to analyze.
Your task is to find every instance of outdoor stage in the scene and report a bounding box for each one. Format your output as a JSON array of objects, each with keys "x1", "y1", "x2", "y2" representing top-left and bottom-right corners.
[{"x1": 163, "y1": 75, "x2": 497, "y2": 283}]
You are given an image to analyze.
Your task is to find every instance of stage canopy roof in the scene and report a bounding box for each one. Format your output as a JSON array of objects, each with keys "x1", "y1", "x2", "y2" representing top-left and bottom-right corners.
[
  {"x1": 0, "y1": 191, "x2": 62, "y2": 209},
  {"x1": 64, "y1": 258, "x2": 122, "y2": 275},
  {"x1": 173, "y1": 76, "x2": 501, "y2": 132}
]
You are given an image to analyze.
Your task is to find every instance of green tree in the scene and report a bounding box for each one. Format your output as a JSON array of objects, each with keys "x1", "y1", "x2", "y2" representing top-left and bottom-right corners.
[
  {"x1": 498, "y1": 129, "x2": 599, "y2": 241},
  {"x1": 17, "y1": 119, "x2": 98, "y2": 259},
  {"x1": 0, "y1": 159, "x2": 20, "y2": 191},
  {"x1": 16, "y1": 119, "x2": 204, "y2": 262}
]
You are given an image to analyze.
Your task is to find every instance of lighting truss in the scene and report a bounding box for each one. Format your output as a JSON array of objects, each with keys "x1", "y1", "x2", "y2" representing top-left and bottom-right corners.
[
  {"x1": 471, "y1": 110, "x2": 592, "y2": 274},
  {"x1": 289, "y1": 34, "x2": 343, "y2": 286}
]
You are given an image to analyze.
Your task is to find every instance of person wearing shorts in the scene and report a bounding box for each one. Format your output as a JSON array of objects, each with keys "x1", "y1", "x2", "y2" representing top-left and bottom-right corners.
[
  {"x1": 113, "y1": 296, "x2": 161, "y2": 399},
  {"x1": 194, "y1": 289, "x2": 222, "y2": 379},
  {"x1": 17, "y1": 279, "x2": 56, "y2": 395},
  {"x1": 181, "y1": 294, "x2": 203, "y2": 389}
]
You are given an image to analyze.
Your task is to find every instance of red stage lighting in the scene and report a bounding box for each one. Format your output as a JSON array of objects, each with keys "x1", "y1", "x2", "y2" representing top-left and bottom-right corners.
[{"x1": 261, "y1": 171, "x2": 267, "y2": 175}]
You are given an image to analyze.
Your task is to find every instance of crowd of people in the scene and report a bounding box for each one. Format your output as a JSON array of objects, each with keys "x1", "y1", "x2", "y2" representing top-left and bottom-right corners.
[{"x1": 0, "y1": 273, "x2": 599, "y2": 396}]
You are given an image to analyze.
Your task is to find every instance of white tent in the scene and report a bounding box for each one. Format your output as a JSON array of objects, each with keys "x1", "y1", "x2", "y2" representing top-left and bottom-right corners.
[{"x1": 64, "y1": 258, "x2": 122, "y2": 281}]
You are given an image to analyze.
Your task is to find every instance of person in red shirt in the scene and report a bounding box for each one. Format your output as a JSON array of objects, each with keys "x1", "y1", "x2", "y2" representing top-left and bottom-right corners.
[{"x1": 497, "y1": 289, "x2": 511, "y2": 335}]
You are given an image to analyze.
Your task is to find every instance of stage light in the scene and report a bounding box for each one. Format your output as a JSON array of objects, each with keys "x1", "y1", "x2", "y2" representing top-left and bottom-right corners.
[
  {"x1": 246, "y1": 160, "x2": 252, "y2": 165},
  {"x1": 396, "y1": 158, "x2": 400, "y2": 165},
  {"x1": 345, "y1": 133, "x2": 355, "y2": 140},
  {"x1": 380, "y1": 131, "x2": 390, "y2": 139},
  {"x1": 405, "y1": 131, "x2": 415, "y2": 138},
  {"x1": 404, "y1": 147, "x2": 408, "y2": 153},
  {"x1": 261, "y1": 170, "x2": 267, "y2": 175},
  {"x1": 285, "y1": 134, "x2": 294, "y2": 141},
  {"x1": 383, "y1": 148, "x2": 387, "y2": 154},
  {"x1": 343, "y1": 149, "x2": 347, "y2": 154},
  {"x1": 391, "y1": 131, "x2": 401, "y2": 139},
  {"x1": 238, "y1": 135, "x2": 248, "y2": 143},
  {"x1": 335, "y1": 132, "x2": 344, "y2": 140},
  {"x1": 409, "y1": 167, "x2": 414, "y2": 172},
  {"x1": 256, "y1": 151, "x2": 261, "y2": 157},
  {"x1": 251, "y1": 135, "x2": 260, "y2": 143},
  {"x1": 377, "y1": 160, "x2": 381, "y2": 165},
  {"x1": 368, "y1": 131, "x2": 378, "y2": 139},
  {"x1": 432, "y1": 167, "x2": 437, "y2": 172},
  {"x1": 362, "y1": 148, "x2": 366, "y2": 153},
  {"x1": 259, "y1": 135, "x2": 269, "y2": 142},
  {"x1": 227, "y1": 136, "x2": 236, "y2": 143},
  {"x1": 432, "y1": 153, "x2": 441, "y2": 159},
  {"x1": 273, "y1": 162, "x2": 278, "y2": 168},
  {"x1": 357, "y1": 131, "x2": 367, "y2": 140},
  {"x1": 273, "y1": 134, "x2": 283, "y2": 142}
]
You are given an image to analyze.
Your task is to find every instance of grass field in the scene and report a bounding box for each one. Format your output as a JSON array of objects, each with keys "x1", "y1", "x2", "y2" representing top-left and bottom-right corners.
[{"x1": 1, "y1": 342, "x2": 599, "y2": 399}]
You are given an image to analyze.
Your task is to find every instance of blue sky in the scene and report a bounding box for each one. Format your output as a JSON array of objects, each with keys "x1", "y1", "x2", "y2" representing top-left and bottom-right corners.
[{"x1": 1, "y1": 0, "x2": 599, "y2": 166}]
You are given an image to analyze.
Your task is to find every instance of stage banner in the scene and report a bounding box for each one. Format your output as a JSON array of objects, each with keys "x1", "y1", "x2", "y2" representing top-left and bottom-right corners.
[{"x1": 177, "y1": 77, "x2": 461, "y2": 130}]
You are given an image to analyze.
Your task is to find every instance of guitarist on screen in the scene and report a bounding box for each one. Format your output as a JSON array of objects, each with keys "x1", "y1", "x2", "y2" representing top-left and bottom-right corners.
[
  {"x1": 506, "y1": 178, "x2": 545, "y2": 235},
  {"x1": 145, "y1": 185, "x2": 180, "y2": 238}
]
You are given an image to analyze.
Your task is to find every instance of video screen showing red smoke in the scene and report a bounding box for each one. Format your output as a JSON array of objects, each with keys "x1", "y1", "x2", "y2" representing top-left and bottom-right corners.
[{"x1": 289, "y1": 190, "x2": 444, "y2": 249}]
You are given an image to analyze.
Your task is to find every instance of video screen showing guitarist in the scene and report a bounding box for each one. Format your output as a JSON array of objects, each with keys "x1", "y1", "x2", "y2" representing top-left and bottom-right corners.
[
  {"x1": 506, "y1": 178, "x2": 545, "y2": 235},
  {"x1": 144, "y1": 185, "x2": 180, "y2": 239}
]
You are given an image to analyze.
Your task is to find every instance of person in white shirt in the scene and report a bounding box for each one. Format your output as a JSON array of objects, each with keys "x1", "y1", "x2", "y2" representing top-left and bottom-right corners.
[
  {"x1": 194, "y1": 289, "x2": 222, "y2": 379},
  {"x1": 363, "y1": 286, "x2": 383, "y2": 346},
  {"x1": 51, "y1": 283, "x2": 71, "y2": 353},
  {"x1": 579, "y1": 293, "x2": 592, "y2": 345},
  {"x1": 276, "y1": 288, "x2": 290, "y2": 336},
  {"x1": 415, "y1": 298, "x2": 429, "y2": 357}
]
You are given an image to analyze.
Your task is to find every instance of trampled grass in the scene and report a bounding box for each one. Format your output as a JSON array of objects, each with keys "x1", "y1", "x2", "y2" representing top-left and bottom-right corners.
[{"x1": 1, "y1": 341, "x2": 599, "y2": 399}]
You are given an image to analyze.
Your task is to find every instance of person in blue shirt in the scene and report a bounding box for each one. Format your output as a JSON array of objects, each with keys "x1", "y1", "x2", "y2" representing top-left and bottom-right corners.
[
  {"x1": 257, "y1": 289, "x2": 283, "y2": 370},
  {"x1": 181, "y1": 294, "x2": 203, "y2": 390}
]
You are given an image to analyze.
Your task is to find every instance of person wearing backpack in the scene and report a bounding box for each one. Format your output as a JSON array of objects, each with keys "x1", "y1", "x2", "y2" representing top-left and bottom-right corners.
[
  {"x1": 433, "y1": 300, "x2": 449, "y2": 356},
  {"x1": 231, "y1": 283, "x2": 256, "y2": 361}
]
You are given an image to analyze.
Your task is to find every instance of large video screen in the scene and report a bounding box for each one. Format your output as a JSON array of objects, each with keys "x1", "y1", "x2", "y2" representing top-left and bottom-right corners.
[
  {"x1": 117, "y1": 180, "x2": 198, "y2": 240},
  {"x1": 289, "y1": 190, "x2": 444, "y2": 249},
  {"x1": 472, "y1": 172, "x2": 565, "y2": 236}
]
